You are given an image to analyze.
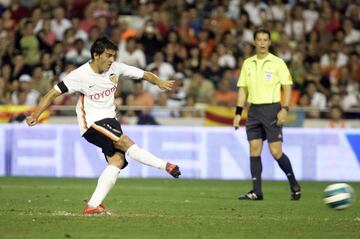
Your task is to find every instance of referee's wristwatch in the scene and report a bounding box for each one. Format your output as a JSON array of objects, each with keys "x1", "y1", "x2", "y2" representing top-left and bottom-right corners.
[{"x1": 281, "y1": 106, "x2": 289, "y2": 112}]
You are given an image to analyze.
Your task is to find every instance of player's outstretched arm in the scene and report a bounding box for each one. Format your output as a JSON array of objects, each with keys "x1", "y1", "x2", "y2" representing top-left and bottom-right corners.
[
  {"x1": 26, "y1": 88, "x2": 62, "y2": 126},
  {"x1": 143, "y1": 71, "x2": 175, "y2": 91}
]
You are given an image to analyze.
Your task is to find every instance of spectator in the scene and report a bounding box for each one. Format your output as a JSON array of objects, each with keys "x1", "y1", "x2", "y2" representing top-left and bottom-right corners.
[
  {"x1": 320, "y1": 5, "x2": 341, "y2": 34},
  {"x1": 217, "y1": 43, "x2": 236, "y2": 69},
  {"x1": 303, "y1": 0, "x2": 319, "y2": 32},
  {"x1": 36, "y1": 18, "x2": 57, "y2": 51},
  {"x1": 186, "y1": 47, "x2": 201, "y2": 72},
  {"x1": 2, "y1": 8, "x2": 16, "y2": 32},
  {"x1": 275, "y1": 33, "x2": 292, "y2": 63},
  {"x1": 177, "y1": 13, "x2": 197, "y2": 46},
  {"x1": 1, "y1": 64, "x2": 12, "y2": 86},
  {"x1": 85, "y1": 26, "x2": 101, "y2": 49},
  {"x1": 347, "y1": 51, "x2": 360, "y2": 84},
  {"x1": 11, "y1": 74, "x2": 40, "y2": 105},
  {"x1": 151, "y1": 10, "x2": 170, "y2": 38},
  {"x1": 117, "y1": 37, "x2": 146, "y2": 69},
  {"x1": 339, "y1": 84, "x2": 358, "y2": 110},
  {"x1": 65, "y1": 38, "x2": 91, "y2": 66},
  {"x1": 289, "y1": 51, "x2": 306, "y2": 90},
  {"x1": 133, "y1": 80, "x2": 155, "y2": 108},
  {"x1": 180, "y1": 95, "x2": 200, "y2": 118},
  {"x1": 285, "y1": 4, "x2": 306, "y2": 41},
  {"x1": 19, "y1": 20, "x2": 40, "y2": 65},
  {"x1": 30, "y1": 7, "x2": 43, "y2": 33},
  {"x1": 243, "y1": 0, "x2": 268, "y2": 27},
  {"x1": 343, "y1": 18, "x2": 360, "y2": 45},
  {"x1": 151, "y1": 92, "x2": 175, "y2": 118},
  {"x1": 201, "y1": 53, "x2": 224, "y2": 88},
  {"x1": 84, "y1": 0, "x2": 109, "y2": 19},
  {"x1": 185, "y1": 73, "x2": 214, "y2": 104},
  {"x1": 118, "y1": 3, "x2": 150, "y2": 32},
  {"x1": 328, "y1": 93, "x2": 342, "y2": 108},
  {"x1": 167, "y1": 73, "x2": 187, "y2": 108},
  {"x1": 213, "y1": 78, "x2": 237, "y2": 107},
  {"x1": 163, "y1": 43, "x2": 182, "y2": 69},
  {"x1": 197, "y1": 28, "x2": 216, "y2": 58},
  {"x1": 164, "y1": 30, "x2": 187, "y2": 64},
  {"x1": 80, "y1": 5, "x2": 97, "y2": 33},
  {"x1": 71, "y1": 18, "x2": 88, "y2": 41},
  {"x1": 139, "y1": 21, "x2": 163, "y2": 63},
  {"x1": 0, "y1": 76, "x2": 10, "y2": 104},
  {"x1": 305, "y1": 61, "x2": 330, "y2": 96},
  {"x1": 96, "y1": 15, "x2": 112, "y2": 38},
  {"x1": 31, "y1": 66, "x2": 52, "y2": 96},
  {"x1": 60, "y1": 0, "x2": 84, "y2": 19},
  {"x1": 110, "y1": 0, "x2": 134, "y2": 16},
  {"x1": 268, "y1": 0, "x2": 290, "y2": 22},
  {"x1": 146, "y1": 51, "x2": 175, "y2": 81},
  {"x1": 40, "y1": 52, "x2": 56, "y2": 84},
  {"x1": 51, "y1": 6, "x2": 72, "y2": 41},
  {"x1": 212, "y1": 5, "x2": 235, "y2": 34},
  {"x1": 304, "y1": 81, "x2": 327, "y2": 117},
  {"x1": 11, "y1": 53, "x2": 31, "y2": 81},
  {"x1": 328, "y1": 105, "x2": 347, "y2": 128},
  {"x1": 298, "y1": 93, "x2": 311, "y2": 108},
  {"x1": 9, "y1": 0, "x2": 30, "y2": 23},
  {"x1": 320, "y1": 40, "x2": 348, "y2": 69}
]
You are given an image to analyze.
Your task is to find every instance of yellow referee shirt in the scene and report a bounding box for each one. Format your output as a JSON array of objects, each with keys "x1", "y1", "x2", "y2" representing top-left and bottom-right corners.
[{"x1": 237, "y1": 53, "x2": 292, "y2": 104}]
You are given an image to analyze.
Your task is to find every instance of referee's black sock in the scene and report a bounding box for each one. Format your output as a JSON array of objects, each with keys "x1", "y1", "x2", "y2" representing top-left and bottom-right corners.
[
  {"x1": 250, "y1": 156, "x2": 262, "y2": 195},
  {"x1": 276, "y1": 153, "x2": 299, "y2": 191}
]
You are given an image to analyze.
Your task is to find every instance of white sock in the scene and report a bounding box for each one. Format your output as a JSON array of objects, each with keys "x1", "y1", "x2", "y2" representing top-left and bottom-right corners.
[
  {"x1": 88, "y1": 165, "x2": 120, "y2": 208},
  {"x1": 126, "y1": 144, "x2": 166, "y2": 170}
]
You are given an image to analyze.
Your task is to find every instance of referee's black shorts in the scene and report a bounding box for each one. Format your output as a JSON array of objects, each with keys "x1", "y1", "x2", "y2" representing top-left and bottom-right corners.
[
  {"x1": 83, "y1": 118, "x2": 128, "y2": 169},
  {"x1": 246, "y1": 103, "x2": 283, "y2": 143}
]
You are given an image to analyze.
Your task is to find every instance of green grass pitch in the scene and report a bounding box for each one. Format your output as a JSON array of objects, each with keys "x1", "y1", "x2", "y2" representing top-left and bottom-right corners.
[{"x1": 0, "y1": 177, "x2": 359, "y2": 239}]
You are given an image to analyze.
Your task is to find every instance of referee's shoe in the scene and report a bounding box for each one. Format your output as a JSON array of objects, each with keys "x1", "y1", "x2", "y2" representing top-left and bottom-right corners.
[
  {"x1": 238, "y1": 190, "x2": 263, "y2": 200},
  {"x1": 291, "y1": 186, "x2": 301, "y2": 200}
]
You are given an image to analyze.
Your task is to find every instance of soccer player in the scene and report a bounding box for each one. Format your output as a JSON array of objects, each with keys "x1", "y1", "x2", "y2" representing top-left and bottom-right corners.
[
  {"x1": 233, "y1": 29, "x2": 301, "y2": 200},
  {"x1": 26, "y1": 37, "x2": 181, "y2": 214}
]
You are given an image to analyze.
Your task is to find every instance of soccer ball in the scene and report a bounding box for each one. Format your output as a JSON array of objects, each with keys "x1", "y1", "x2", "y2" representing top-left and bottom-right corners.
[{"x1": 323, "y1": 183, "x2": 355, "y2": 210}]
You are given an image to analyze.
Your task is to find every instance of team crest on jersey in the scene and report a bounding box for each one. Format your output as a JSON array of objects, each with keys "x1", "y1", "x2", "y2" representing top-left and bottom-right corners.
[{"x1": 109, "y1": 73, "x2": 118, "y2": 83}]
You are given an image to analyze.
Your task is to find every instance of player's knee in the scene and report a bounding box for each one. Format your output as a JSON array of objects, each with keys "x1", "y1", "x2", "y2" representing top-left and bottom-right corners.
[
  {"x1": 107, "y1": 153, "x2": 125, "y2": 169},
  {"x1": 250, "y1": 144, "x2": 262, "y2": 155},
  {"x1": 270, "y1": 148, "x2": 282, "y2": 159},
  {"x1": 111, "y1": 160, "x2": 125, "y2": 169}
]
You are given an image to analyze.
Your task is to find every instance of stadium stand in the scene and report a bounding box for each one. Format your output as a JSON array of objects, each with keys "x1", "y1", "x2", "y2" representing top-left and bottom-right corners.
[{"x1": 0, "y1": 0, "x2": 358, "y2": 127}]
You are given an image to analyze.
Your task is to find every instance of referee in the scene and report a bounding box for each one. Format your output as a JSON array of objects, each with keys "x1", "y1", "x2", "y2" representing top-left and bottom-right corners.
[{"x1": 233, "y1": 29, "x2": 301, "y2": 200}]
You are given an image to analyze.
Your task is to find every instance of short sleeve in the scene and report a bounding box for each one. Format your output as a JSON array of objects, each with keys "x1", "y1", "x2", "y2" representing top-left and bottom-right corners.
[
  {"x1": 54, "y1": 71, "x2": 82, "y2": 94},
  {"x1": 237, "y1": 61, "x2": 247, "y2": 87},
  {"x1": 113, "y1": 62, "x2": 144, "y2": 79},
  {"x1": 278, "y1": 59, "x2": 293, "y2": 85}
]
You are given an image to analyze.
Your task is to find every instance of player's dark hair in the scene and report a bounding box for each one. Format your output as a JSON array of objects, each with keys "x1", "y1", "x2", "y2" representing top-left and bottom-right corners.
[
  {"x1": 253, "y1": 28, "x2": 271, "y2": 40},
  {"x1": 90, "y1": 37, "x2": 118, "y2": 59}
]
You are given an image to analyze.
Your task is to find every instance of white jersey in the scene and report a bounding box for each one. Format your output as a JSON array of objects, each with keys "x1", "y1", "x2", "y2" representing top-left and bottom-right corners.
[{"x1": 54, "y1": 62, "x2": 144, "y2": 135}]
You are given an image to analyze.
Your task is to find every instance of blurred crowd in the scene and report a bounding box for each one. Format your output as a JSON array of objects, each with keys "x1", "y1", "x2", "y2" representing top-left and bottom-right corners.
[{"x1": 0, "y1": 0, "x2": 359, "y2": 122}]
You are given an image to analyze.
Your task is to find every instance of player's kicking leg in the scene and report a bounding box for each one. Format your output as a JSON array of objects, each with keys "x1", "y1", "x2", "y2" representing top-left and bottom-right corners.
[
  {"x1": 115, "y1": 134, "x2": 181, "y2": 178},
  {"x1": 83, "y1": 152, "x2": 124, "y2": 215}
]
